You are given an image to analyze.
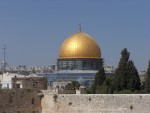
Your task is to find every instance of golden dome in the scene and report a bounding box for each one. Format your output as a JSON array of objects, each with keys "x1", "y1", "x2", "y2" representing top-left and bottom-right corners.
[{"x1": 58, "y1": 32, "x2": 101, "y2": 59}]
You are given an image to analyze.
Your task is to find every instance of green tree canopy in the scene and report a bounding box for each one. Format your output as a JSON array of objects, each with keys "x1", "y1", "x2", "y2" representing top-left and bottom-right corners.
[
  {"x1": 127, "y1": 60, "x2": 141, "y2": 91},
  {"x1": 114, "y1": 48, "x2": 141, "y2": 93},
  {"x1": 145, "y1": 60, "x2": 150, "y2": 93},
  {"x1": 65, "y1": 81, "x2": 80, "y2": 90},
  {"x1": 91, "y1": 48, "x2": 142, "y2": 94},
  {"x1": 94, "y1": 66, "x2": 106, "y2": 93},
  {"x1": 94, "y1": 66, "x2": 106, "y2": 87},
  {"x1": 114, "y1": 48, "x2": 130, "y2": 91}
]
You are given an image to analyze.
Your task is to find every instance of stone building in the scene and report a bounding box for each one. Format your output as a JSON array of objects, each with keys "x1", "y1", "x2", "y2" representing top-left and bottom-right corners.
[
  {"x1": 12, "y1": 75, "x2": 47, "y2": 90},
  {"x1": 0, "y1": 73, "x2": 47, "y2": 90}
]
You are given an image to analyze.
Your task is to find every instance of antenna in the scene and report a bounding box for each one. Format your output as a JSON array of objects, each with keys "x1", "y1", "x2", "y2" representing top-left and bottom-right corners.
[
  {"x1": 3, "y1": 44, "x2": 6, "y2": 65},
  {"x1": 2, "y1": 44, "x2": 7, "y2": 73},
  {"x1": 78, "y1": 23, "x2": 81, "y2": 32}
]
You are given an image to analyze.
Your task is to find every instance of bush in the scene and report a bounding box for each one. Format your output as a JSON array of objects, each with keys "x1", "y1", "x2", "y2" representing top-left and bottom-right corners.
[{"x1": 114, "y1": 90, "x2": 132, "y2": 94}]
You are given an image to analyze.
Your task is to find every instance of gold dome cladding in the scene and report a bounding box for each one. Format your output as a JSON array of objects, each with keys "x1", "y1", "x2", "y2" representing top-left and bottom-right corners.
[{"x1": 58, "y1": 32, "x2": 101, "y2": 59}]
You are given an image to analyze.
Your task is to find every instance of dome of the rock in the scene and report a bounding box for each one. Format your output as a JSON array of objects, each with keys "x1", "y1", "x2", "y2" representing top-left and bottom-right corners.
[{"x1": 59, "y1": 32, "x2": 101, "y2": 59}]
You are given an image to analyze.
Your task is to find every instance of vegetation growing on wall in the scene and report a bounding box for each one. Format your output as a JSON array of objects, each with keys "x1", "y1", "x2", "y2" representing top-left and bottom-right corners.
[{"x1": 53, "y1": 94, "x2": 58, "y2": 102}]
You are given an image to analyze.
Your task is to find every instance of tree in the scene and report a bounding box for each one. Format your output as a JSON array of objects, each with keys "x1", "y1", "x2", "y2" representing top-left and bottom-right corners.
[
  {"x1": 86, "y1": 84, "x2": 95, "y2": 94},
  {"x1": 91, "y1": 48, "x2": 142, "y2": 94},
  {"x1": 94, "y1": 66, "x2": 106, "y2": 93},
  {"x1": 65, "y1": 81, "x2": 80, "y2": 90},
  {"x1": 145, "y1": 60, "x2": 150, "y2": 93},
  {"x1": 95, "y1": 76, "x2": 115, "y2": 94},
  {"x1": 114, "y1": 48, "x2": 141, "y2": 93},
  {"x1": 71, "y1": 81, "x2": 80, "y2": 90},
  {"x1": 114, "y1": 48, "x2": 130, "y2": 91},
  {"x1": 127, "y1": 60, "x2": 141, "y2": 91}
]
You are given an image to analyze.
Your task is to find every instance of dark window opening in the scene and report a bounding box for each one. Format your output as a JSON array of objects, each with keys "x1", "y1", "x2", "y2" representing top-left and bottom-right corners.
[
  {"x1": 31, "y1": 98, "x2": 34, "y2": 104},
  {"x1": 33, "y1": 83, "x2": 37, "y2": 88}
]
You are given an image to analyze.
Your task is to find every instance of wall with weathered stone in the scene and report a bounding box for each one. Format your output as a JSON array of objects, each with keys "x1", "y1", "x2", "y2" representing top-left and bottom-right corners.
[
  {"x1": 41, "y1": 92, "x2": 150, "y2": 113},
  {"x1": 0, "y1": 89, "x2": 42, "y2": 113},
  {"x1": 1, "y1": 89, "x2": 150, "y2": 113}
]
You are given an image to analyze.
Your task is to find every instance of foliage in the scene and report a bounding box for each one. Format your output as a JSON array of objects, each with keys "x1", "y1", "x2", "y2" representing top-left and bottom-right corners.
[
  {"x1": 65, "y1": 81, "x2": 80, "y2": 90},
  {"x1": 94, "y1": 67, "x2": 106, "y2": 87},
  {"x1": 144, "y1": 60, "x2": 150, "y2": 93},
  {"x1": 91, "y1": 48, "x2": 142, "y2": 94},
  {"x1": 95, "y1": 76, "x2": 115, "y2": 94},
  {"x1": 114, "y1": 48, "x2": 130, "y2": 91},
  {"x1": 114, "y1": 48, "x2": 141, "y2": 92},
  {"x1": 86, "y1": 84, "x2": 95, "y2": 94},
  {"x1": 53, "y1": 94, "x2": 58, "y2": 102},
  {"x1": 96, "y1": 85, "x2": 109, "y2": 94},
  {"x1": 114, "y1": 90, "x2": 132, "y2": 94},
  {"x1": 127, "y1": 60, "x2": 141, "y2": 91}
]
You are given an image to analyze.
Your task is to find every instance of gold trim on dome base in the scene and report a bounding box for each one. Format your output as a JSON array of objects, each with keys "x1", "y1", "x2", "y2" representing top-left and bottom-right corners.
[{"x1": 59, "y1": 32, "x2": 101, "y2": 59}]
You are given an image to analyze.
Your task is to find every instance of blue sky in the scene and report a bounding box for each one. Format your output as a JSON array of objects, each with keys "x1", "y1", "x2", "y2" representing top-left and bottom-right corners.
[{"x1": 0, "y1": 0, "x2": 150, "y2": 71}]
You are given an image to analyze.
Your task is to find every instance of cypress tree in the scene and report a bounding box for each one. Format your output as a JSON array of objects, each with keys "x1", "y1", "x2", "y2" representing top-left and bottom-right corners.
[
  {"x1": 114, "y1": 48, "x2": 130, "y2": 91},
  {"x1": 94, "y1": 66, "x2": 106, "y2": 88},
  {"x1": 127, "y1": 60, "x2": 141, "y2": 91},
  {"x1": 145, "y1": 60, "x2": 150, "y2": 93}
]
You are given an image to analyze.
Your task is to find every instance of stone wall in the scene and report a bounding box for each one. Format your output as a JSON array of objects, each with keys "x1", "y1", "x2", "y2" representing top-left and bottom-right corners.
[
  {"x1": 41, "y1": 92, "x2": 150, "y2": 113},
  {"x1": 1, "y1": 89, "x2": 150, "y2": 113},
  {"x1": 0, "y1": 89, "x2": 42, "y2": 113}
]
